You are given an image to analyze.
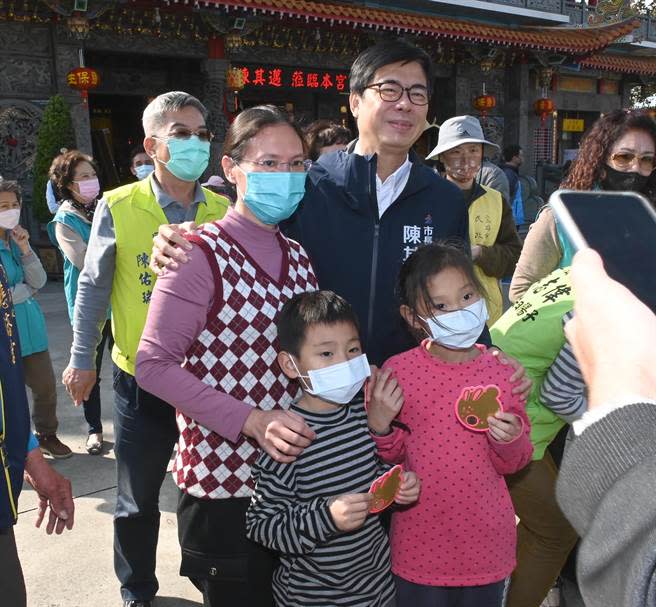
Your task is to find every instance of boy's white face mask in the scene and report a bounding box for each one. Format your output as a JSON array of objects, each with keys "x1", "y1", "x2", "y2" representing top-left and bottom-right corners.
[
  {"x1": 420, "y1": 298, "x2": 488, "y2": 350},
  {"x1": 291, "y1": 354, "x2": 371, "y2": 405}
]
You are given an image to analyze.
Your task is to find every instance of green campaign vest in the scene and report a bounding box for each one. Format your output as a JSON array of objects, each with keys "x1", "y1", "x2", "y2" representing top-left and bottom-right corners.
[
  {"x1": 490, "y1": 267, "x2": 573, "y2": 460},
  {"x1": 105, "y1": 177, "x2": 229, "y2": 375}
]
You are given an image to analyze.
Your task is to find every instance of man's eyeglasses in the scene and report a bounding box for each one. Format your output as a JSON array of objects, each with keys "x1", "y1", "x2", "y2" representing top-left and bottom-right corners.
[
  {"x1": 609, "y1": 151, "x2": 656, "y2": 172},
  {"x1": 236, "y1": 159, "x2": 313, "y2": 173},
  {"x1": 364, "y1": 81, "x2": 430, "y2": 106},
  {"x1": 155, "y1": 128, "x2": 214, "y2": 143}
]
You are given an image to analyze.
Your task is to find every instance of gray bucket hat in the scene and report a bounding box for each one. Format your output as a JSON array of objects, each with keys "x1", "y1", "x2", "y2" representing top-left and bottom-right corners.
[{"x1": 427, "y1": 115, "x2": 499, "y2": 160}]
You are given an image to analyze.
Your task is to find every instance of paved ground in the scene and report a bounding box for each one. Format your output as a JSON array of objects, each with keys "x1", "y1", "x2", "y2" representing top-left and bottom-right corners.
[{"x1": 14, "y1": 282, "x2": 203, "y2": 607}]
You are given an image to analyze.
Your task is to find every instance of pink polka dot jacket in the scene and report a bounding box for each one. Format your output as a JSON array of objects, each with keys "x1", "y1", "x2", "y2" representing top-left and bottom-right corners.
[{"x1": 374, "y1": 342, "x2": 533, "y2": 587}]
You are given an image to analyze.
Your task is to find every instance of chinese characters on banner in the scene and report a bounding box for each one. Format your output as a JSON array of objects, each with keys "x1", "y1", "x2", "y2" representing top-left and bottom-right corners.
[{"x1": 238, "y1": 66, "x2": 348, "y2": 92}]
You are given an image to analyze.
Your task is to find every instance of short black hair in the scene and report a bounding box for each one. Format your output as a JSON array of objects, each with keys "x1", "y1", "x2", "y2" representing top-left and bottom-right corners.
[
  {"x1": 503, "y1": 144, "x2": 522, "y2": 162},
  {"x1": 398, "y1": 241, "x2": 486, "y2": 320},
  {"x1": 349, "y1": 39, "x2": 433, "y2": 96},
  {"x1": 277, "y1": 290, "x2": 360, "y2": 357},
  {"x1": 130, "y1": 145, "x2": 147, "y2": 164}
]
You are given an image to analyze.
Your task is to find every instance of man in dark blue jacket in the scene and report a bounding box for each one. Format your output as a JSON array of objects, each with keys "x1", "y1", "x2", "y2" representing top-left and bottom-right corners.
[
  {"x1": 0, "y1": 263, "x2": 74, "y2": 606},
  {"x1": 284, "y1": 40, "x2": 470, "y2": 364}
]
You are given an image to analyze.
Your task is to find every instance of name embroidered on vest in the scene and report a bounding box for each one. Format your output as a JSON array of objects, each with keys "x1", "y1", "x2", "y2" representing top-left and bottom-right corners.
[
  {"x1": 469, "y1": 186, "x2": 503, "y2": 324},
  {"x1": 174, "y1": 223, "x2": 318, "y2": 499}
]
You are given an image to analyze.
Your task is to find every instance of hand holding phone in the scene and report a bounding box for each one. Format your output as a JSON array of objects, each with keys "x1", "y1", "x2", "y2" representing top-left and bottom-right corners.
[{"x1": 549, "y1": 190, "x2": 656, "y2": 312}]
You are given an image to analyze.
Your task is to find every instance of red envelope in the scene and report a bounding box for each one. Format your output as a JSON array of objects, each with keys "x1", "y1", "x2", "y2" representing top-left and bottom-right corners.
[
  {"x1": 454, "y1": 384, "x2": 504, "y2": 432},
  {"x1": 369, "y1": 464, "x2": 403, "y2": 513}
]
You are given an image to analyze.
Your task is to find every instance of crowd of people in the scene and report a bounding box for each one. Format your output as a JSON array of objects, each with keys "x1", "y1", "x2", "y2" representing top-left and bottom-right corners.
[{"x1": 1, "y1": 37, "x2": 655, "y2": 607}]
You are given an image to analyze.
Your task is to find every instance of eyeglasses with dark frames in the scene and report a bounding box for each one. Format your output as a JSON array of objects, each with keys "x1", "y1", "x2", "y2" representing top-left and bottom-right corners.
[{"x1": 364, "y1": 81, "x2": 430, "y2": 106}]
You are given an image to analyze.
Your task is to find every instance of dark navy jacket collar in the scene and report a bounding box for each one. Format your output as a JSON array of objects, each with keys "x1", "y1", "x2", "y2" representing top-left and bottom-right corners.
[{"x1": 314, "y1": 139, "x2": 436, "y2": 214}]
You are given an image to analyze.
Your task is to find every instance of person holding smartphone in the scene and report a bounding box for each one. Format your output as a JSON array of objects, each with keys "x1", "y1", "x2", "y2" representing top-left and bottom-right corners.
[
  {"x1": 510, "y1": 109, "x2": 656, "y2": 301},
  {"x1": 557, "y1": 248, "x2": 656, "y2": 607}
]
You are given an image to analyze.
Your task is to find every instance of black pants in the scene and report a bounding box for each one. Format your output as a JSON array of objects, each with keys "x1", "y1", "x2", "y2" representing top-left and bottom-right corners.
[
  {"x1": 177, "y1": 492, "x2": 276, "y2": 607},
  {"x1": 395, "y1": 575, "x2": 505, "y2": 607},
  {"x1": 82, "y1": 320, "x2": 113, "y2": 434},
  {"x1": 112, "y1": 366, "x2": 178, "y2": 601},
  {"x1": 0, "y1": 527, "x2": 26, "y2": 607}
]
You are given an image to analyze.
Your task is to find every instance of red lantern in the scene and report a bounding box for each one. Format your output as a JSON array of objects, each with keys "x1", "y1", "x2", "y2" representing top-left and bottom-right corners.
[
  {"x1": 66, "y1": 67, "x2": 100, "y2": 105},
  {"x1": 534, "y1": 97, "x2": 555, "y2": 126},
  {"x1": 473, "y1": 93, "x2": 496, "y2": 120}
]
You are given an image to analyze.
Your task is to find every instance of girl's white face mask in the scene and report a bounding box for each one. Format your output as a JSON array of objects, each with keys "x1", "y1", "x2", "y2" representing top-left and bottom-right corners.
[
  {"x1": 292, "y1": 354, "x2": 371, "y2": 405},
  {"x1": 420, "y1": 298, "x2": 488, "y2": 350}
]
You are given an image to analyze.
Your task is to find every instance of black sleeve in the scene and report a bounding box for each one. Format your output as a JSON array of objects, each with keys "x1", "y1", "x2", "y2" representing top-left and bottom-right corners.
[{"x1": 478, "y1": 323, "x2": 492, "y2": 347}]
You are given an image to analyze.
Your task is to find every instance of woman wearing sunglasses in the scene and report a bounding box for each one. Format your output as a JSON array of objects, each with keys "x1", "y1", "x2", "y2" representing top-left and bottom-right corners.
[
  {"x1": 510, "y1": 109, "x2": 656, "y2": 301},
  {"x1": 135, "y1": 105, "x2": 318, "y2": 607}
]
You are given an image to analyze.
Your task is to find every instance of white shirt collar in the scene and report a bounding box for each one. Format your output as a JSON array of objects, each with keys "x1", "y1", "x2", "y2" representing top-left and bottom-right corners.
[{"x1": 353, "y1": 142, "x2": 412, "y2": 217}]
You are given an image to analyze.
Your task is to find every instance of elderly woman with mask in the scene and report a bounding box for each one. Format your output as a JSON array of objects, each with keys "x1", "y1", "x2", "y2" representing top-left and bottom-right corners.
[
  {"x1": 47, "y1": 150, "x2": 110, "y2": 455},
  {"x1": 427, "y1": 115, "x2": 522, "y2": 324},
  {"x1": 0, "y1": 179, "x2": 72, "y2": 459}
]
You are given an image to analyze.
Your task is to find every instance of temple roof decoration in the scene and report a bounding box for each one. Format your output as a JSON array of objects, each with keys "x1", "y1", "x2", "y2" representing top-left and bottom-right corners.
[{"x1": 209, "y1": 0, "x2": 641, "y2": 53}]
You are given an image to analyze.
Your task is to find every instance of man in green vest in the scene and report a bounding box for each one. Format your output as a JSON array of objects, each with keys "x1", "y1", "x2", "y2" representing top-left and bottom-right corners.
[{"x1": 62, "y1": 91, "x2": 229, "y2": 607}]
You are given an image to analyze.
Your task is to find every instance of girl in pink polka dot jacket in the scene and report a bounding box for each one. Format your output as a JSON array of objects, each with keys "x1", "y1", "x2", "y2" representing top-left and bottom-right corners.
[{"x1": 367, "y1": 242, "x2": 533, "y2": 607}]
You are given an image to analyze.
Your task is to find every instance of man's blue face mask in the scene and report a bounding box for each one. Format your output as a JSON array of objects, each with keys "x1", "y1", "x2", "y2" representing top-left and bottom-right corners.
[{"x1": 160, "y1": 135, "x2": 210, "y2": 182}]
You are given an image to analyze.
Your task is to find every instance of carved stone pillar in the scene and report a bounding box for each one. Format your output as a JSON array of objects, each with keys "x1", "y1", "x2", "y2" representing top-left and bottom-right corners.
[
  {"x1": 503, "y1": 63, "x2": 530, "y2": 164},
  {"x1": 202, "y1": 40, "x2": 229, "y2": 177},
  {"x1": 52, "y1": 29, "x2": 92, "y2": 155}
]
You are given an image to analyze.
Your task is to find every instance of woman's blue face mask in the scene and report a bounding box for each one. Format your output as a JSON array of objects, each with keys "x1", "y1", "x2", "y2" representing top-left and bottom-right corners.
[{"x1": 239, "y1": 170, "x2": 307, "y2": 225}]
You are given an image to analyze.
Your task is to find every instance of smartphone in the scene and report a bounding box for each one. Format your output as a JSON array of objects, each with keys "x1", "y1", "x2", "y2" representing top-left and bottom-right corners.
[{"x1": 549, "y1": 189, "x2": 656, "y2": 312}]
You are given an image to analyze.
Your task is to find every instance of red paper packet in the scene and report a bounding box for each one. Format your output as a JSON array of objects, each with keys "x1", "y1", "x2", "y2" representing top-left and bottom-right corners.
[
  {"x1": 454, "y1": 384, "x2": 504, "y2": 432},
  {"x1": 368, "y1": 464, "x2": 404, "y2": 513}
]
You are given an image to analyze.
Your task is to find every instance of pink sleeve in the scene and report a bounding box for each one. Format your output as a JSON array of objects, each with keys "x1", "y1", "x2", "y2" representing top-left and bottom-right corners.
[
  {"x1": 371, "y1": 425, "x2": 408, "y2": 464},
  {"x1": 136, "y1": 244, "x2": 253, "y2": 443},
  {"x1": 487, "y1": 387, "x2": 533, "y2": 475}
]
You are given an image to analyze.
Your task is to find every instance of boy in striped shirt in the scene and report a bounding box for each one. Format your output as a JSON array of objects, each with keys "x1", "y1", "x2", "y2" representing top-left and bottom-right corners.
[{"x1": 246, "y1": 290, "x2": 420, "y2": 607}]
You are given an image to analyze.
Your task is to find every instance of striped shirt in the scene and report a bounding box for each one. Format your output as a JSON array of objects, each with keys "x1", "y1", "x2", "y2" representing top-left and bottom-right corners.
[
  {"x1": 246, "y1": 401, "x2": 395, "y2": 607},
  {"x1": 539, "y1": 311, "x2": 587, "y2": 423}
]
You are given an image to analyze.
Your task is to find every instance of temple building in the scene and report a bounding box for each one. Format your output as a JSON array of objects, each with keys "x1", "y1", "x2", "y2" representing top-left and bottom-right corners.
[{"x1": 1, "y1": 0, "x2": 655, "y2": 202}]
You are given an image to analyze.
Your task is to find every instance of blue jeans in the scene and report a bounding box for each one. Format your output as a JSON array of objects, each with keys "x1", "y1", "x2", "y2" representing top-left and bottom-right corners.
[
  {"x1": 112, "y1": 365, "x2": 178, "y2": 601},
  {"x1": 82, "y1": 321, "x2": 113, "y2": 434}
]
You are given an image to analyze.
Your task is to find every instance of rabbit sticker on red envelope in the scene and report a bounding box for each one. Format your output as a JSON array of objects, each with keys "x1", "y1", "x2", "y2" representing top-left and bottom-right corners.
[
  {"x1": 369, "y1": 464, "x2": 403, "y2": 513},
  {"x1": 455, "y1": 385, "x2": 504, "y2": 432}
]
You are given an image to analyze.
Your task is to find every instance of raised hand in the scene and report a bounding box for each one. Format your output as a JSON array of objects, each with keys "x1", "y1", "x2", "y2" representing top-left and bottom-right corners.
[{"x1": 366, "y1": 367, "x2": 404, "y2": 435}]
